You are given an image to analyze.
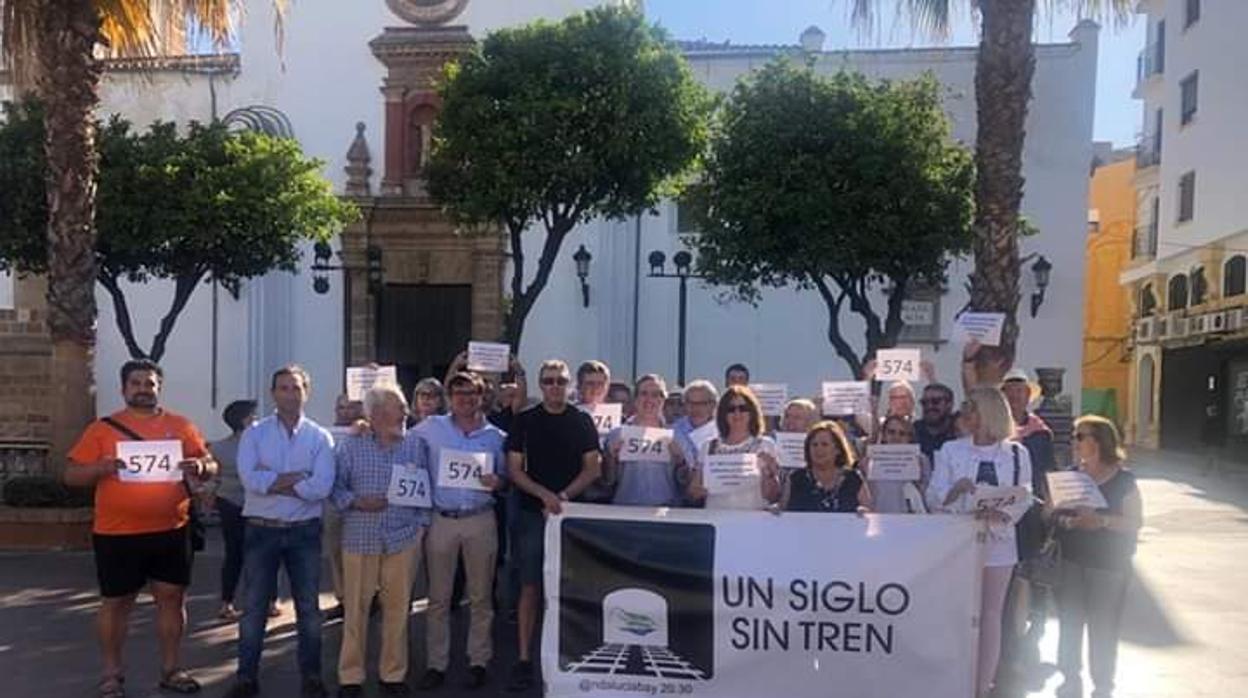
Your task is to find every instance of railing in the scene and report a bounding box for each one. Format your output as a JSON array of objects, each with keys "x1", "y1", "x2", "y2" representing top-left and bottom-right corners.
[
  {"x1": 1136, "y1": 137, "x2": 1161, "y2": 169},
  {"x1": 1137, "y1": 42, "x2": 1165, "y2": 85},
  {"x1": 1133, "y1": 221, "x2": 1159, "y2": 260}
]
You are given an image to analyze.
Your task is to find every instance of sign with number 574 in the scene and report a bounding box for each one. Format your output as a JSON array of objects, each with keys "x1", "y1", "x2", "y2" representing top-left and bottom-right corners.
[
  {"x1": 116, "y1": 440, "x2": 184, "y2": 483},
  {"x1": 437, "y1": 449, "x2": 492, "y2": 491}
]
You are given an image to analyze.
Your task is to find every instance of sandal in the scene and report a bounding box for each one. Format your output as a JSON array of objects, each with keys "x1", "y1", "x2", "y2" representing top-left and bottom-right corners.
[
  {"x1": 159, "y1": 669, "x2": 201, "y2": 694},
  {"x1": 98, "y1": 674, "x2": 125, "y2": 698}
]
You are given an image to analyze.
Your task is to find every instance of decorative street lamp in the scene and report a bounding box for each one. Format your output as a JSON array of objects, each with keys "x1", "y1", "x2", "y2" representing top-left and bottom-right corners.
[
  {"x1": 1029, "y1": 254, "x2": 1053, "y2": 317},
  {"x1": 648, "y1": 248, "x2": 704, "y2": 386},
  {"x1": 573, "y1": 244, "x2": 593, "y2": 308}
]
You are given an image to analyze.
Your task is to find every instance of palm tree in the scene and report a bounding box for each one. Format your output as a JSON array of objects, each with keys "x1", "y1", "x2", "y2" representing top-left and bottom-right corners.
[
  {"x1": 848, "y1": 0, "x2": 1130, "y2": 384},
  {"x1": 0, "y1": 1, "x2": 284, "y2": 468}
]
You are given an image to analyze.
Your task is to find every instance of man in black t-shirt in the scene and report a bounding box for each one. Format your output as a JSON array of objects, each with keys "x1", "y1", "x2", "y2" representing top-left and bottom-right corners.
[
  {"x1": 915, "y1": 382, "x2": 958, "y2": 460},
  {"x1": 504, "y1": 359, "x2": 601, "y2": 692}
]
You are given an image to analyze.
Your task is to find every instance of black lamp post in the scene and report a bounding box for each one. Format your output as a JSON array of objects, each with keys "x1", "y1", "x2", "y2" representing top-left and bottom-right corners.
[
  {"x1": 312, "y1": 240, "x2": 384, "y2": 295},
  {"x1": 573, "y1": 244, "x2": 592, "y2": 308},
  {"x1": 648, "y1": 249, "x2": 703, "y2": 386},
  {"x1": 1029, "y1": 254, "x2": 1052, "y2": 317}
]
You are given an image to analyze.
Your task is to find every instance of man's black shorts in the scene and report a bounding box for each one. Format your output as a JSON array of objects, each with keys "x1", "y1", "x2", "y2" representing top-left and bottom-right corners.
[{"x1": 92, "y1": 526, "x2": 192, "y2": 598}]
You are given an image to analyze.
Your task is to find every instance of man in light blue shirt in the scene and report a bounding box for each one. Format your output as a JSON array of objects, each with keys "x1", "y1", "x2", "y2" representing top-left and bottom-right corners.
[
  {"x1": 412, "y1": 371, "x2": 507, "y2": 690},
  {"x1": 228, "y1": 365, "x2": 335, "y2": 698}
]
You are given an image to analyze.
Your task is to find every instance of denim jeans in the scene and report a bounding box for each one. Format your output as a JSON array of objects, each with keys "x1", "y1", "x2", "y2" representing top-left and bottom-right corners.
[
  {"x1": 217, "y1": 498, "x2": 245, "y2": 603},
  {"x1": 236, "y1": 518, "x2": 323, "y2": 682}
]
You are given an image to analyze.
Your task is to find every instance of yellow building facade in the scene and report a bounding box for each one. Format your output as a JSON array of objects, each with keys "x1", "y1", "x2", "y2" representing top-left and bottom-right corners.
[{"x1": 1083, "y1": 153, "x2": 1136, "y2": 424}]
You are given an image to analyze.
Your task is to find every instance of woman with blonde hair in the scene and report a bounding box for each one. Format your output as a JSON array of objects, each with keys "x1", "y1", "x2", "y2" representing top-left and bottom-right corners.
[
  {"x1": 783, "y1": 420, "x2": 871, "y2": 513},
  {"x1": 1053, "y1": 415, "x2": 1142, "y2": 698},
  {"x1": 686, "y1": 386, "x2": 782, "y2": 510},
  {"x1": 602, "y1": 374, "x2": 681, "y2": 506},
  {"x1": 927, "y1": 386, "x2": 1033, "y2": 698}
]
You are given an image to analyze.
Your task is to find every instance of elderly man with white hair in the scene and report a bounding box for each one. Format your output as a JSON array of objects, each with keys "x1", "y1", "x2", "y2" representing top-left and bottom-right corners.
[{"x1": 331, "y1": 384, "x2": 431, "y2": 698}]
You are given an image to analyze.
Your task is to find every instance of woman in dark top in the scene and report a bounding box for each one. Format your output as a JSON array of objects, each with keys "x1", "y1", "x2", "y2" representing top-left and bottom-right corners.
[
  {"x1": 783, "y1": 420, "x2": 872, "y2": 513},
  {"x1": 1053, "y1": 415, "x2": 1142, "y2": 698}
]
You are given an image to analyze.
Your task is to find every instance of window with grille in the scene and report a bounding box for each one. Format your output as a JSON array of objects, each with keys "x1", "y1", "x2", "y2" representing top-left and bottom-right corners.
[
  {"x1": 1225, "y1": 257, "x2": 1246, "y2": 297},
  {"x1": 1178, "y1": 171, "x2": 1196, "y2": 223},
  {"x1": 1180, "y1": 72, "x2": 1199, "y2": 125}
]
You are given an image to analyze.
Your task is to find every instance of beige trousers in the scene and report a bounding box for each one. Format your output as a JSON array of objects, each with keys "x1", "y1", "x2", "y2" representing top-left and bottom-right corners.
[
  {"x1": 323, "y1": 505, "x2": 344, "y2": 601},
  {"x1": 425, "y1": 510, "x2": 498, "y2": 670},
  {"x1": 338, "y1": 536, "x2": 423, "y2": 685}
]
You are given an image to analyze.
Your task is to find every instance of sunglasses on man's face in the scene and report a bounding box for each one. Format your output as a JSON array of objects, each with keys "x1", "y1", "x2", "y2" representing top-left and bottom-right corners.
[
  {"x1": 921, "y1": 397, "x2": 948, "y2": 406},
  {"x1": 541, "y1": 376, "x2": 570, "y2": 387}
]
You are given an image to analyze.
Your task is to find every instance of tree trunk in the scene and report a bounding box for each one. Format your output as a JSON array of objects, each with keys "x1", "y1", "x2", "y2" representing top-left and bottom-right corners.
[
  {"x1": 503, "y1": 220, "x2": 572, "y2": 353},
  {"x1": 969, "y1": 0, "x2": 1036, "y2": 385},
  {"x1": 35, "y1": 1, "x2": 103, "y2": 473}
]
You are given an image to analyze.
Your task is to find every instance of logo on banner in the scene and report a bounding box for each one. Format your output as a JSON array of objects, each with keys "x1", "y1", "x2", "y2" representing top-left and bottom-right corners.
[{"x1": 558, "y1": 519, "x2": 716, "y2": 681}]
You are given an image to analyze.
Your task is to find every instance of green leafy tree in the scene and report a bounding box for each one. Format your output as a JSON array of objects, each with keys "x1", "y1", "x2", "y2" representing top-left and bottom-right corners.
[
  {"x1": 0, "y1": 99, "x2": 356, "y2": 362},
  {"x1": 846, "y1": 0, "x2": 1132, "y2": 382},
  {"x1": 426, "y1": 5, "x2": 711, "y2": 350},
  {"x1": 692, "y1": 62, "x2": 974, "y2": 377}
]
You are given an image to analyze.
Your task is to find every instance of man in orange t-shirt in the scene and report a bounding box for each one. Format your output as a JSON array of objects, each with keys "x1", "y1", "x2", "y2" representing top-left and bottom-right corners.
[{"x1": 66, "y1": 359, "x2": 217, "y2": 696}]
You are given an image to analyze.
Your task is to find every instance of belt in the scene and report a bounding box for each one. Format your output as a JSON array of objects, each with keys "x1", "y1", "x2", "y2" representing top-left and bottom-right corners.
[
  {"x1": 247, "y1": 516, "x2": 318, "y2": 529},
  {"x1": 436, "y1": 506, "x2": 493, "y2": 519}
]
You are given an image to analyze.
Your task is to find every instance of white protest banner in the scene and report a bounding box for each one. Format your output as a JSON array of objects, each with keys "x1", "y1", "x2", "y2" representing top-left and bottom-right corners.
[
  {"x1": 542, "y1": 504, "x2": 980, "y2": 698},
  {"x1": 436, "y1": 449, "x2": 492, "y2": 492},
  {"x1": 874, "y1": 349, "x2": 921, "y2": 382},
  {"x1": 116, "y1": 440, "x2": 184, "y2": 483},
  {"x1": 688, "y1": 420, "x2": 719, "y2": 451},
  {"x1": 971, "y1": 485, "x2": 1033, "y2": 523},
  {"x1": 703, "y1": 453, "x2": 758, "y2": 496},
  {"x1": 749, "y1": 384, "x2": 789, "y2": 417},
  {"x1": 466, "y1": 341, "x2": 511, "y2": 373},
  {"x1": 954, "y1": 312, "x2": 1006, "y2": 347},
  {"x1": 586, "y1": 403, "x2": 623, "y2": 437},
  {"x1": 774, "y1": 432, "x2": 807, "y2": 470},
  {"x1": 1046, "y1": 471, "x2": 1108, "y2": 510},
  {"x1": 617, "y1": 426, "x2": 674, "y2": 463},
  {"x1": 387, "y1": 465, "x2": 432, "y2": 507},
  {"x1": 345, "y1": 365, "x2": 398, "y2": 401},
  {"x1": 821, "y1": 381, "x2": 871, "y2": 416},
  {"x1": 866, "y1": 444, "x2": 921, "y2": 481}
]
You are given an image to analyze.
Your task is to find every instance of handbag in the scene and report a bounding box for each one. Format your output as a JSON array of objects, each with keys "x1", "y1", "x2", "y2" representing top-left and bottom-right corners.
[
  {"x1": 102, "y1": 416, "x2": 206, "y2": 552},
  {"x1": 1012, "y1": 443, "x2": 1046, "y2": 562}
]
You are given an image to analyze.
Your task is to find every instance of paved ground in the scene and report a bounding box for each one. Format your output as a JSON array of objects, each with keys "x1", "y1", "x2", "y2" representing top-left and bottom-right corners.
[{"x1": 1, "y1": 447, "x2": 1245, "y2": 697}]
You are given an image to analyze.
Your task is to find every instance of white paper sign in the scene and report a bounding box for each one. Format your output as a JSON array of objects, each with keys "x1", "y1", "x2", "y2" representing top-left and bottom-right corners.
[
  {"x1": 954, "y1": 312, "x2": 1006, "y2": 347},
  {"x1": 466, "y1": 341, "x2": 510, "y2": 373},
  {"x1": 436, "y1": 449, "x2": 492, "y2": 491},
  {"x1": 821, "y1": 381, "x2": 871, "y2": 416},
  {"x1": 774, "y1": 432, "x2": 807, "y2": 470},
  {"x1": 688, "y1": 420, "x2": 719, "y2": 451},
  {"x1": 617, "y1": 426, "x2": 674, "y2": 462},
  {"x1": 586, "y1": 403, "x2": 623, "y2": 436},
  {"x1": 971, "y1": 485, "x2": 1032, "y2": 523},
  {"x1": 387, "y1": 464, "x2": 432, "y2": 507},
  {"x1": 703, "y1": 453, "x2": 758, "y2": 495},
  {"x1": 116, "y1": 440, "x2": 185, "y2": 483},
  {"x1": 875, "y1": 349, "x2": 922, "y2": 382},
  {"x1": 345, "y1": 365, "x2": 398, "y2": 401},
  {"x1": 1046, "y1": 471, "x2": 1109, "y2": 510},
  {"x1": 866, "y1": 444, "x2": 922, "y2": 481},
  {"x1": 901, "y1": 300, "x2": 934, "y2": 326},
  {"x1": 749, "y1": 384, "x2": 789, "y2": 417}
]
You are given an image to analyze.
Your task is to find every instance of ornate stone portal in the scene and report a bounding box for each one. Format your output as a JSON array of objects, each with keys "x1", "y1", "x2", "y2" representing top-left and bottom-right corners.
[{"x1": 340, "y1": 2, "x2": 504, "y2": 390}]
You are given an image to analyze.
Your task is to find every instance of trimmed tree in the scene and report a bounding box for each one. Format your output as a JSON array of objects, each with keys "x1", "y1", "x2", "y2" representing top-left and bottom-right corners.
[
  {"x1": 426, "y1": 5, "x2": 711, "y2": 350},
  {"x1": 691, "y1": 62, "x2": 974, "y2": 377},
  {"x1": 0, "y1": 100, "x2": 357, "y2": 362}
]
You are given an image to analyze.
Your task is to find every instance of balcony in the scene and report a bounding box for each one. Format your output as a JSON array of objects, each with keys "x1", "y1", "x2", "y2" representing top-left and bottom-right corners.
[
  {"x1": 1133, "y1": 221, "x2": 1159, "y2": 260},
  {"x1": 1136, "y1": 42, "x2": 1164, "y2": 89},
  {"x1": 1136, "y1": 137, "x2": 1161, "y2": 169}
]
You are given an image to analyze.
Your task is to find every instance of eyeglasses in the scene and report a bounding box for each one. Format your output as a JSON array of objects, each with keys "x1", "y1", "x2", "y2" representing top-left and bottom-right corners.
[
  {"x1": 725, "y1": 404, "x2": 752, "y2": 414},
  {"x1": 541, "y1": 377, "x2": 570, "y2": 387}
]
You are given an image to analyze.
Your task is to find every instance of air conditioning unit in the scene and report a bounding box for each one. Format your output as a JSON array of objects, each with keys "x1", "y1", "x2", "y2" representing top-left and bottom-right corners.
[
  {"x1": 1230, "y1": 308, "x2": 1247, "y2": 332},
  {"x1": 1171, "y1": 314, "x2": 1190, "y2": 338},
  {"x1": 1191, "y1": 314, "x2": 1209, "y2": 334},
  {"x1": 1135, "y1": 317, "x2": 1156, "y2": 342},
  {"x1": 1155, "y1": 315, "x2": 1170, "y2": 339}
]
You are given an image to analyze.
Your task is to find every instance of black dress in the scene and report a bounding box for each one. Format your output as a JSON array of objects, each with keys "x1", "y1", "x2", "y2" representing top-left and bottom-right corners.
[{"x1": 786, "y1": 467, "x2": 864, "y2": 513}]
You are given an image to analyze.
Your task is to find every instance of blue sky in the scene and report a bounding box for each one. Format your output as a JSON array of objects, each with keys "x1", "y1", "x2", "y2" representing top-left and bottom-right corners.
[{"x1": 648, "y1": 0, "x2": 1145, "y2": 147}]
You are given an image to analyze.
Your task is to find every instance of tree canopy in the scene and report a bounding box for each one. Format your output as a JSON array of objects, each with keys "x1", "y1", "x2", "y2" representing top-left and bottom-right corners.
[
  {"x1": 0, "y1": 98, "x2": 356, "y2": 361},
  {"x1": 691, "y1": 61, "x2": 975, "y2": 376},
  {"x1": 426, "y1": 5, "x2": 711, "y2": 349}
]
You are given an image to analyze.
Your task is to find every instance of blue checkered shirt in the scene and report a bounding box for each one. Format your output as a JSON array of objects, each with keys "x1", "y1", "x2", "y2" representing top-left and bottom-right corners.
[{"x1": 331, "y1": 431, "x2": 430, "y2": 555}]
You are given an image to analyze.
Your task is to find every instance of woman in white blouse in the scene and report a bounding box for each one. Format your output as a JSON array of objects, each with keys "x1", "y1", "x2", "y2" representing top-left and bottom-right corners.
[
  {"x1": 927, "y1": 387, "x2": 1033, "y2": 698},
  {"x1": 685, "y1": 386, "x2": 782, "y2": 510}
]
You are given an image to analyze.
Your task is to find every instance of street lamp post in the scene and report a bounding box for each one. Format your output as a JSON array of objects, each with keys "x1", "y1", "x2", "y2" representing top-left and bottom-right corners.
[{"x1": 648, "y1": 249, "x2": 703, "y2": 386}]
